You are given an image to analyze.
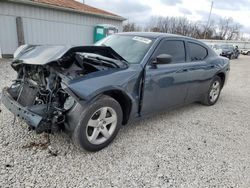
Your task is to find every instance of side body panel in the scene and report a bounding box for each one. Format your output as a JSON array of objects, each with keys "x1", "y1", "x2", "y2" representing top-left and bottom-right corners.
[
  {"x1": 141, "y1": 37, "x2": 230, "y2": 115},
  {"x1": 66, "y1": 65, "x2": 143, "y2": 119}
]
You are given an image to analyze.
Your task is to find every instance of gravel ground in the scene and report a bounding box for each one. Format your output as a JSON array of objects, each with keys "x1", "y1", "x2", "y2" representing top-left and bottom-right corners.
[{"x1": 0, "y1": 56, "x2": 250, "y2": 188}]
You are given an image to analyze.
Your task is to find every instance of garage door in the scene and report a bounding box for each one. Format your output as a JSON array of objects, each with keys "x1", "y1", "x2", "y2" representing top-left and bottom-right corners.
[{"x1": 0, "y1": 15, "x2": 18, "y2": 55}]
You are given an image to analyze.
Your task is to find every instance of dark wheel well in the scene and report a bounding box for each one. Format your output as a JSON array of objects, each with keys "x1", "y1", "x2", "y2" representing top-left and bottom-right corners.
[
  {"x1": 103, "y1": 90, "x2": 132, "y2": 125},
  {"x1": 217, "y1": 72, "x2": 225, "y2": 88}
]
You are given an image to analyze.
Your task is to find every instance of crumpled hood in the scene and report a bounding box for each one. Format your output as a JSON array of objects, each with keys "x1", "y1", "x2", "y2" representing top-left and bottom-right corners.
[
  {"x1": 13, "y1": 45, "x2": 71, "y2": 65},
  {"x1": 13, "y1": 45, "x2": 127, "y2": 66}
]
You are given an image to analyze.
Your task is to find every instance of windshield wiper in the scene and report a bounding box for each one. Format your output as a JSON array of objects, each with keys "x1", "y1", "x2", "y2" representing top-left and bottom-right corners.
[
  {"x1": 79, "y1": 54, "x2": 119, "y2": 68},
  {"x1": 97, "y1": 45, "x2": 128, "y2": 64},
  {"x1": 89, "y1": 56, "x2": 120, "y2": 68},
  {"x1": 78, "y1": 51, "x2": 128, "y2": 68}
]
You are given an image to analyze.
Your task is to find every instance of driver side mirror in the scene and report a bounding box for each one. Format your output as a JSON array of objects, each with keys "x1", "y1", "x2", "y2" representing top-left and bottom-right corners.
[{"x1": 153, "y1": 54, "x2": 172, "y2": 65}]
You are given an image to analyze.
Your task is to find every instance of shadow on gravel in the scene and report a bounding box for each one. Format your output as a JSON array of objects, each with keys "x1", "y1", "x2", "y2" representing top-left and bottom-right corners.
[
  {"x1": 16, "y1": 102, "x2": 204, "y2": 155},
  {"x1": 124, "y1": 102, "x2": 202, "y2": 129},
  {"x1": 1, "y1": 98, "x2": 210, "y2": 156}
]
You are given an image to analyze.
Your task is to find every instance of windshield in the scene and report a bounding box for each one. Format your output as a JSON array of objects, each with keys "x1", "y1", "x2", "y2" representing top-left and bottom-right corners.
[{"x1": 95, "y1": 35, "x2": 154, "y2": 64}]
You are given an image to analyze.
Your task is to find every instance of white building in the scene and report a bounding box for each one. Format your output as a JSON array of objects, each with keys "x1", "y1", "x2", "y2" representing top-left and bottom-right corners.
[{"x1": 0, "y1": 0, "x2": 124, "y2": 56}]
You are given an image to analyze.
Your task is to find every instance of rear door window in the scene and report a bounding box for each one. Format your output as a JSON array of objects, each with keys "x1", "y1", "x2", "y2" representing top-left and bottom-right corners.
[{"x1": 188, "y1": 42, "x2": 208, "y2": 61}]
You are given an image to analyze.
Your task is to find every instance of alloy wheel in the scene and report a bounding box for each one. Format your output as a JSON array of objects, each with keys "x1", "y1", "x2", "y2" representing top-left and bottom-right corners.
[
  {"x1": 209, "y1": 80, "x2": 220, "y2": 103},
  {"x1": 86, "y1": 107, "x2": 117, "y2": 145}
]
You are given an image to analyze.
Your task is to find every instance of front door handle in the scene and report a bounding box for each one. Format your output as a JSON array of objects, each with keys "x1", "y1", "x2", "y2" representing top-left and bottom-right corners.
[
  {"x1": 176, "y1": 69, "x2": 188, "y2": 73},
  {"x1": 210, "y1": 65, "x2": 215, "y2": 68}
]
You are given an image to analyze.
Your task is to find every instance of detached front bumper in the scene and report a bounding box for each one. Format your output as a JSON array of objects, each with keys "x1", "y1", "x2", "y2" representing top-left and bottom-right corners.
[{"x1": 1, "y1": 88, "x2": 43, "y2": 127}]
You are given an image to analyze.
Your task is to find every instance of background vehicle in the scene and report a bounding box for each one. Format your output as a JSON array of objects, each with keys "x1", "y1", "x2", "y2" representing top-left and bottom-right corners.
[
  {"x1": 241, "y1": 49, "x2": 250, "y2": 56},
  {"x1": 218, "y1": 44, "x2": 239, "y2": 59},
  {"x1": 1, "y1": 32, "x2": 230, "y2": 151}
]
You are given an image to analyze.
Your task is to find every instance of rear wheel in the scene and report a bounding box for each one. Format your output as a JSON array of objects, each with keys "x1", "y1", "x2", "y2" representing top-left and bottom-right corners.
[
  {"x1": 72, "y1": 95, "x2": 123, "y2": 151},
  {"x1": 202, "y1": 76, "x2": 222, "y2": 106},
  {"x1": 247, "y1": 51, "x2": 250, "y2": 56}
]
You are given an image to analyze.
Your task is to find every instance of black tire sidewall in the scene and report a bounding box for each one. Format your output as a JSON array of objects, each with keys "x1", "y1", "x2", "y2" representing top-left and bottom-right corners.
[
  {"x1": 205, "y1": 76, "x2": 222, "y2": 105},
  {"x1": 73, "y1": 95, "x2": 123, "y2": 152},
  {"x1": 201, "y1": 76, "x2": 222, "y2": 106}
]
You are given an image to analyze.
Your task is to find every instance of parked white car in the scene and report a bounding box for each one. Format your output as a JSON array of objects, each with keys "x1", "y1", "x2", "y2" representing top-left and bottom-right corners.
[{"x1": 241, "y1": 49, "x2": 250, "y2": 56}]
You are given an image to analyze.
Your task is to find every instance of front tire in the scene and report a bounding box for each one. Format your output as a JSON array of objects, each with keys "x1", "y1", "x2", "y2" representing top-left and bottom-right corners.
[
  {"x1": 202, "y1": 76, "x2": 222, "y2": 106},
  {"x1": 72, "y1": 95, "x2": 123, "y2": 152}
]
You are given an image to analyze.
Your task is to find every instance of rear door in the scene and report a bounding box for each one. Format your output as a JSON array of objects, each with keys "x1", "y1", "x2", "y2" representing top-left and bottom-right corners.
[{"x1": 184, "y1": 41, "x2": 217, "y2": 102}]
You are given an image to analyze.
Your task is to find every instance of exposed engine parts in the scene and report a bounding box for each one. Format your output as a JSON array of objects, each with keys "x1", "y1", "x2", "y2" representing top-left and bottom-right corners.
[{"x1": 9, "y1": 64, "x2": 72, "y2": 133}]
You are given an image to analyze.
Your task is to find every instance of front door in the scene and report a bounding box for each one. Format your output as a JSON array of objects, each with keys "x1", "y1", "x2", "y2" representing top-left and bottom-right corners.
[{"x1": 141, "y1": 39, "x2": 189, "y2": 115}]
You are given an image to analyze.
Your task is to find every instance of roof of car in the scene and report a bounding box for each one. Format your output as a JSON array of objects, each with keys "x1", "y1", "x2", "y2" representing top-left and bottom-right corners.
[
  {"x1": 118, "y1": 32, "x2": 191, "y2": 39},
  {"x1": 117, "y1": 32, "x2": 215, "y2": 55}
]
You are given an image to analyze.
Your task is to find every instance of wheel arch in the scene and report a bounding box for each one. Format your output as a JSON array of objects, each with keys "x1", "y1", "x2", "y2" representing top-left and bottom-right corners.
[
  {"x1": 216, "y1": 72, "x2": 226, "y2": 88},
  {"x1": 101, "y1": 90, "x2": 132, "y2": 125}
]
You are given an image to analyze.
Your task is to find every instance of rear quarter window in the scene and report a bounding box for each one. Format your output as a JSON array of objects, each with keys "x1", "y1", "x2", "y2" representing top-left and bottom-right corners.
[{"x1": 188, "y1": 42, "x2": 208, "y2": 61}]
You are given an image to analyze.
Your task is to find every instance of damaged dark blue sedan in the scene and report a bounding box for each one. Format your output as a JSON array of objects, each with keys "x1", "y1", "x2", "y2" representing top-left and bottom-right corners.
[{"x1": 1, "y1": 32, "x2": 230, "y2": 151}]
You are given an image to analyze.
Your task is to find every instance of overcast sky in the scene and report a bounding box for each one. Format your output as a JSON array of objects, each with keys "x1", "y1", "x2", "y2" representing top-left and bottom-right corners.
[{"x1": 81, "y1": 0, "x2": 250, "y2": 36}]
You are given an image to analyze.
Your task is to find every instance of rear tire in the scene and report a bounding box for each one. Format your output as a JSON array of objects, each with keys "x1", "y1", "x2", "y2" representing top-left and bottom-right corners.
[
  {"x1": 72, "y1": 95, "x2": 123, "y2": 152},
  {"x1": 202, "y1": 76, "x2": 222, "y2": 106}
]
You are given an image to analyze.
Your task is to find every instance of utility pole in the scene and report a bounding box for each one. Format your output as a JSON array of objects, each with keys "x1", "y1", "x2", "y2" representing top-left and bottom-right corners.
[{"x1": 204, "y1": 1, "x2": 214, "y2": 39}]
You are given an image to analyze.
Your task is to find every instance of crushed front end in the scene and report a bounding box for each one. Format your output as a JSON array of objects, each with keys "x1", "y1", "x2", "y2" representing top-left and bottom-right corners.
[
  {"x1": 1, "y1": 45, "x2": 127, "y2": 134},
  {"x1": 2, "y1": 64, "x2": 72, "y2": 133}
]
